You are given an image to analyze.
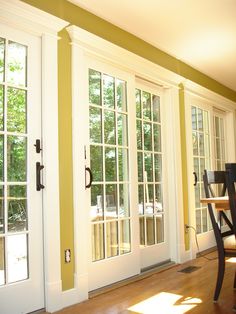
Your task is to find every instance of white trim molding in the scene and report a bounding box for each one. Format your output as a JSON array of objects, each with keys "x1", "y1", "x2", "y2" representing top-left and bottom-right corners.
[
  {"x1": 0, "y1": 0, "x2": 69, "y2": 313},
  {"x1": 0, "y1": 0, "x2": 67, "y2": 37},
  {"x1": 66, "y1": 25, "x2": 183, "y2": 89}
]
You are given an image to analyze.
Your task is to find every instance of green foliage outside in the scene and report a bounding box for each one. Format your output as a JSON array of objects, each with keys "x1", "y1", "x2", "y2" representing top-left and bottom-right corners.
[{"x1": 0, "y1": 38, "x2": 27, "y2": 233}]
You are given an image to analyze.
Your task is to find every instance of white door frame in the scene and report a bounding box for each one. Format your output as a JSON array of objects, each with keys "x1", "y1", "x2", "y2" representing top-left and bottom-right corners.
[
  {"x1": 68, "y1": 24, "x2": 183, "y2": 303},
  {"x1": 184, "y1": 81, "x2": 236, "y2": 258},
  {"x1": 0, "y1": 0, "x2": 69, "y2": 312}
]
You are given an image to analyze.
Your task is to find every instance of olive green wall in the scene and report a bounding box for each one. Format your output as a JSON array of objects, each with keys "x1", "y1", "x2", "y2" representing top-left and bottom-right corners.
[
  {"x1": 179, "y1": 84, "x2": 190, "y2": 250},
  {"x1": 58, "y1": 29, "x2": 74, "y2": 290},
  {"x1": 21, "y1": 0, "x2": 236, "y2": 291}
]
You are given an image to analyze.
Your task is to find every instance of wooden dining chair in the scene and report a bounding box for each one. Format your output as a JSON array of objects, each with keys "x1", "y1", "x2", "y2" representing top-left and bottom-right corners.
[{"x1": 203, "y1": 169, "x2": 236, "y2": 302}]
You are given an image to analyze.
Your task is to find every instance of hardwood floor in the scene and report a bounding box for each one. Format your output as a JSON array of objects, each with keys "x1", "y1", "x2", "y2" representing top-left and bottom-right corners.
[{"x1": 45, "y1": 252, "x2": 236, "y2": 314}]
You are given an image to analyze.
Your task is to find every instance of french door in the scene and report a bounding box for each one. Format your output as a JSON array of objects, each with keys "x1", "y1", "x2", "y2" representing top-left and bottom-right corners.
[
  {"x1": 135, "y1": 81, "x2": 169, "y2": 270},
  {"x1": 0, "y1": 24, "x2": 44, "y2": 314},
  {"x1": 188, "y1": 100, "x2": 227, "y2": 251},
  {"x1": 79, "y1": 56, "x2": 171, "y2": 291},
  {"x1": 87, "y1": 61, "x2": 140, "y2": 291}
]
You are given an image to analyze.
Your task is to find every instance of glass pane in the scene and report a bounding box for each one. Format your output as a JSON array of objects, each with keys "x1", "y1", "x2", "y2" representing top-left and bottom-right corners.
[
  {"x1": 106, "y1": 221, "x2": 118, "y2": 258},
  {"x1": 220, "y1": 118, "x2": 224, "y2": 139},
  {"x1": 142, "y1": 91, "x2": 151, "y2": 120},
  {"x1": 7, "y1": 41, "x2": 27, "y2": 87},
  {"x1": 0, "y1": 38, "x2": 5, "y2": 83},
  {"x1": 146, "y1": 216, "x2": 155, "y2": 245},
  {"x1": 145, "y1": 184, "x2": 154, "y2": 214},
  {"x1": 8, "y1": 234, "x2": 28, "y2": 283},
  {"x1": 103, "y1": 74, "x2": 115, "y2": 109},
  {"x1": 8, "y1": 185, "x2": 27, "y2": 232},
  {"x1": 155, "y1": 184, "x2": 162, "y2": 212},
  {"x1": 0, "y1": 85, "x2": 3, "y2": 130},
  {"x1": 137, "y1": 152, "x2": 143, "y2": 182},
  {"x1": 92, "y1": 223, "x2": 104, "y2": 261},
  {"x1": 154, "y1": 154, "x2": 162, "y2": 182},
  {"x1": 104, "y1": 110, "x2": 115, "y2": 144},
  {"x1": 156, "y1": 214, "x2": 164, "y2": 243},
  {"x1": 138, "y1": 184, "x2": 144, "y2": 215},
  {"x1": 191, "y1": 106, "x2": 197, "y2": 130},
  {"x1": 152, "y1": 95, "x2": 160, "y2": 122},
  {"x1": 0, "y1": 186, "x2": 3, "y2": 233},
  {"x1": 154, "y1": 124, "x2": 161, "y2": 152},
  {"x1": 136, "y1": 120, "x2": 142, "y2": 150},
  {"x1": 89, "y1": 107, "x2": 102, "y2": 143},
  {"x1": 7, "y1": 136, "x2": 27, "y2": 182},
  {"x1": 196, "y1": 209, "x2": 201, "y2": 234},
  {"x1": 136, "y1": 89, "x2": 141, "y2": 118},
  {"x1": 120, "y1": 219, "x2": 131, "y2": 254},
  {"x1": 143, "y1": 122, "x2": 152, "y2": 151},
  {"x1": 139, "y1": 216, "x2": 145, "y2": 246},
  {"x1": 118, "y1": 148, "x2": 128, "y2": 181},
  {"x1": 216, "y1": 138, "x2": 221, "y2": 159},
  {"x1": 215, "y1": 116, "x2": 220, "y2": 137},
  {"x1": 205, "y1": 134, "x2": 210, "y2": 159},
  {"x1": 192, "y1": 132, "x2": 198, "y2": 155},
  {"x1": 144, "y1": 153, "x2": 153, "y2": 182},
  {"x1": 105, "y1": 148, "x2": 116, "y2": 181},
  {"x1": 0, "y1": 135, "x2": 3, "y2": 181},
  {"x1": 105, "y1": 184, "x2": 117, "y2": 218},
  {"x1": 200, "y1": 158, "x2": 205, "y2": 181},
  {"x1": 202, "y1": 208, "x2": 207, "y2": 232},
  {"x1": 118, "y1": 113, "x2": 128, "y2": 146},
  {"x1": 195, "y1": 184, "x2": 200, "y2": 208},
  {"x1": 0, "y1": 237, "x2": 5, "y2": 285},
  {"x1": 117, "y1": 79, "x2": 127, "y2": 111},
  {"x1": 90, "y1": 145, "x2": 103, "y2": 181},
  {"x1": 89, "y1": 69, "x2": 101, "y2": 106},
  {"x1": 119, "y1": 184, "x2": 129, "y2": 217},
  {"x1": 221, "y1": 140, "x2": 225, "y2": 160},
  {"x1": 199, "y1": 133, "x2": 204, "y2": 156},
  {"x1": 90, "y1": 185, "x2": 104, "y2": 221},
  {"x1": 197, "y1": 108, "x2": 203, "y2": 131},
  {"x1": 203, "y1": 111, "x2": 209, "y2": 133},
  {"x1": 7, "y1": 87, "x2": 26, "y2": 133},
  {"x1": 193, "y1": 157, "x2": 199, "y2": 181}
]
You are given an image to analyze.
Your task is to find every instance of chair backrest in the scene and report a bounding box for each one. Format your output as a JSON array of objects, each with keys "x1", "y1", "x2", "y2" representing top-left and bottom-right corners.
[
  {"x1": 225, "y1": 163, "x2": 236, "y2": 236},
  {"x1": 203, "y1": 170, "x2": 226, "y2": 198},
  {"x1": 203, "y1": 170, "x2": 227, "y2": 250}
]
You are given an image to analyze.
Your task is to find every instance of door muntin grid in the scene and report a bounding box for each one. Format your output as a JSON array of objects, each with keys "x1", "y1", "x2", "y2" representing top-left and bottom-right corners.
[
  {"x1": 89, "y1": 69, "x2": 131, "y2": 262},
  {"x1": 136, "y1": 88, "x2": 164, "y2": 247},
  {"x1": 191, "y1": 106, "x2": 211, "y2": 234},
  {"x1": 0, "y1": 37, "x2": 28, "y2": 285}
]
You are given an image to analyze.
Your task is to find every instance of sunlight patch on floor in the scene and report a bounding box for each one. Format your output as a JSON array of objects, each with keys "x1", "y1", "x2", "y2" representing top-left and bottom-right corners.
[
  {"x1": 226, "y1": 257, "x2": 236, "y2": 263},
  {"x1": 128, "y1": 292, "x2": 202, "y2": 314}
]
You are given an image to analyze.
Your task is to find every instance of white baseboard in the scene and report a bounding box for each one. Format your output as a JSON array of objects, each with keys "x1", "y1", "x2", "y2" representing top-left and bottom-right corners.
[{"x1": 61, "y1": 273, "x2": 89, "y2": 310}]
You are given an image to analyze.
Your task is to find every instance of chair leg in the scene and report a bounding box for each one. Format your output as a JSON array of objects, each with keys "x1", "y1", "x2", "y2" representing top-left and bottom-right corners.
[{"x1": 213, "y1": 254, "x2": 225, "y2": 302}]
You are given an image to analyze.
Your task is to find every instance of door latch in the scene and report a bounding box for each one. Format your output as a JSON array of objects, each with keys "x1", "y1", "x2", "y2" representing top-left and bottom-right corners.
[{"x1": 34, "y1": 139, "x2": 42, "y2": 153}]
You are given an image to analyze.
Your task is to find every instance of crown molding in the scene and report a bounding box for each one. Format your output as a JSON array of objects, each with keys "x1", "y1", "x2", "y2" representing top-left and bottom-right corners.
[{"x1": 0, "y1": 0, "x2": 69, "y2": 36}]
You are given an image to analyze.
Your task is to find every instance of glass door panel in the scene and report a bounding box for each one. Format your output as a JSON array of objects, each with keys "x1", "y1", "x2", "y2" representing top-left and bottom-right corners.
[
  {"x1": 191, "y1": 106, "x2": 211, "y2": 234},
  {"x1": 0, "y1": 25, "x2": 43, "y2": 314},
  {"x1": 89, "y1": 69, "x2": 131, "y2": 262},
  {"x1": 136, "y1": 83, "x2": 169, "y2": 270},
  {"x1": 0, "y1": 37, "x2": 29, "y2": 285},
  {"x1": 136, "y1": 88, "x2": 164, "y2": 248}
]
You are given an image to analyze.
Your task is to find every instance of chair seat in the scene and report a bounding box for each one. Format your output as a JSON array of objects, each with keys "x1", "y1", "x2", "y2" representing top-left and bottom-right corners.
[{"x1": 224, "y1": 234, "x2": 236, "y2": 251}]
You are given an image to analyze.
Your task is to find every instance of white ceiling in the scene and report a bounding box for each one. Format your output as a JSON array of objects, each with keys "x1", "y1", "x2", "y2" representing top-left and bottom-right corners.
[{"x1": 69, "y1": 0, "x2": 236, "y2": 92}]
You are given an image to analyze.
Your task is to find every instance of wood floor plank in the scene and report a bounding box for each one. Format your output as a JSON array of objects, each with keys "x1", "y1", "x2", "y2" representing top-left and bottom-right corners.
[{"x1": 43, "y1": 252, "x2": 236, "y2": 314}]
